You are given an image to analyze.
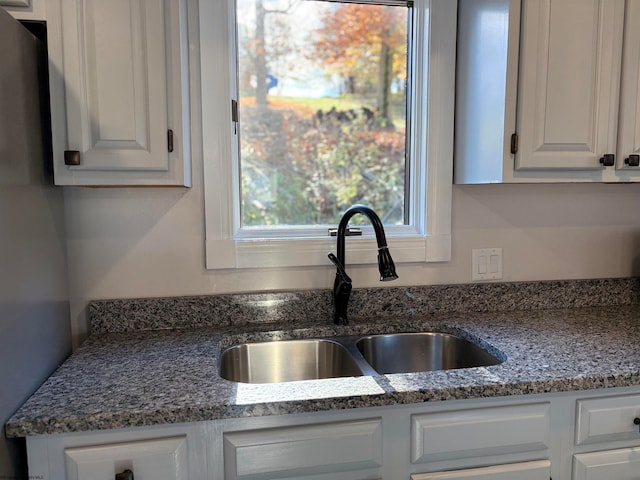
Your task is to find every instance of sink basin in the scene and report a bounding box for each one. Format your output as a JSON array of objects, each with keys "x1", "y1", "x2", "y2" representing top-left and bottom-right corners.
[
  {"x1": 219, "y1": 339, "x2": 364, "y2": 383},
  {"x1": 219, "y1": 331, "x2": 503, "y2": 383},
  {"x1": 356, "y1": 332, "x2": 502, "y2": 375}
]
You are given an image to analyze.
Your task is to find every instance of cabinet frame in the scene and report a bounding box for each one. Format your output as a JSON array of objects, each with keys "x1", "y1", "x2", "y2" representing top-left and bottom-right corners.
[
  {"x1": 25, "y1": 387, "x2": 640, "y2": 480},
  {"x1": 46, "y1": 0, "x2": 191, "y2": 186},
  {"x1": 455, "y1": 0, "x2": 640, "y2": 183}
]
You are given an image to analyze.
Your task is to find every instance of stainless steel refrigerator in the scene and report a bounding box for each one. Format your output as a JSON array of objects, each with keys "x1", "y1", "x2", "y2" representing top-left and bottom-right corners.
[{"x1": 0, "y1": 7, "x2": 71, "y2": 478}]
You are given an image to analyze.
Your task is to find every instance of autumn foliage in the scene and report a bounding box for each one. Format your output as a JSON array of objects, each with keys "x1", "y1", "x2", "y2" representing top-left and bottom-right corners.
[
  {"x1": 238, "y1": 1, "x2": 409, "y2": 228},
  {"x1": 241, "y1": 102, "x2": 406, "y2": 227},
  {"x1": 313, "y1": 4, "x2": 407, "y2": 71}
]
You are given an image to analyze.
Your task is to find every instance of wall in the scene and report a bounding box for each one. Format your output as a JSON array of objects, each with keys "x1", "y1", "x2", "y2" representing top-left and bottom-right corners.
[
  {"x1": 64, "y1": 165, "x2": 640, "y2": 345},
  {"x1": 40, "y1": 0, "x2": 640, "y2": 346},
  {"x1": 5, "y1": 0, "x2": 640, "y2": 349},
  {"x1": 0, "y1": 8, "x2": 71, "y2": 477}
]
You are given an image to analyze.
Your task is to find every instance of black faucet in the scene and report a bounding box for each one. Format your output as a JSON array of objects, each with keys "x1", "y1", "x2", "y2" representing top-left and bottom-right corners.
[{"x1": 328, "y1": 205, "x2": 398, "y2": 325}]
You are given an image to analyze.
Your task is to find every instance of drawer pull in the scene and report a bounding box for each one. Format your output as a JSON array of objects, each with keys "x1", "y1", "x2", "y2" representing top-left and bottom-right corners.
[
  {"x1": 625, "y1": 154, "x2": 640, "y2": 167},
  {"x1": 115, "y1": 469, "x2": 134, "y2": 480},
  {"x1": 634, "y1": 417, "x2": 640, "y2": 432},
  {"x1": 64, "y1": 150, "x2": 81, "y2": 166},
  {"x1": 599, "y1": 153, "x2": 615, "y2": 167}
]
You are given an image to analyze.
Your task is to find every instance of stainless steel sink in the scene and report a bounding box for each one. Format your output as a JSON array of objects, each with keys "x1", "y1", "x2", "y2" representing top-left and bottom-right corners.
[
  {"x1": 356, "y1": 332, "x2": 502, "y2": 375},
  {"x1": 219, "y1": 339, "x2": 364, "y2": 383},
  {"x1": 219, "y1": 331, "x2": 504, "y2": 383}
]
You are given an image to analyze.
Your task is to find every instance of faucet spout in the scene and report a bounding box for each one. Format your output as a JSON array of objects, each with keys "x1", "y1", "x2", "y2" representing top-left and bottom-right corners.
[{"x1": 329, "y1": 205, "x2": 398, "y2": 325}]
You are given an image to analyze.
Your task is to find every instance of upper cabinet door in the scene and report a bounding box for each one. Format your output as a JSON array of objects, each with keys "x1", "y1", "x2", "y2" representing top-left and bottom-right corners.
[
  {"x1": 515, "y1": 0, "x2": 624, "y2": 171},
  {"x1": 617, "y1": 0, "x2": 640, "y2": 174},
  {"x1": 49, "y1": 0, "x2": 191, "y2": 186}
]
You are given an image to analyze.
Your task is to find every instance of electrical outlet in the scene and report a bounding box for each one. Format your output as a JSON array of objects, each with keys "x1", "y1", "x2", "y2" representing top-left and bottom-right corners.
[{"x1": 472, "y1": 248, "x2": 503, "y2": 281}]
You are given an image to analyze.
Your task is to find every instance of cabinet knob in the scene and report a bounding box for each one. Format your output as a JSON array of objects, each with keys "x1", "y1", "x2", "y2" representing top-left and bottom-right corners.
[
  {"x1": 634, "y1": 417, "x2": 640, "y2": 433},
  {"x1": 64, "y1": 150, "x2": 81, "y2": 166},
  {"x1": 599, "y1": 154, "x2": 615, "y2": 167},
  {"x1": 625, "y1": 155, "x2": 640, "y2": 167},
  {"x1": 115, "y1": 469, "x2": 134, "y2": 480}
]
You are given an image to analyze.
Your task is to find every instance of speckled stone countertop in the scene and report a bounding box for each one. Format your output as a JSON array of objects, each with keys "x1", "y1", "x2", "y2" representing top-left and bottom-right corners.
[{"x1": 7, "y1": 278, "x2": 640, "y2": 437}]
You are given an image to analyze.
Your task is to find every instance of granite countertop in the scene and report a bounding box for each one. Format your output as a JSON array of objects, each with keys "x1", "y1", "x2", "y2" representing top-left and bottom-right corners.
[{"x1": 7, "y1": 303, "x2": 640, "y2": 437}]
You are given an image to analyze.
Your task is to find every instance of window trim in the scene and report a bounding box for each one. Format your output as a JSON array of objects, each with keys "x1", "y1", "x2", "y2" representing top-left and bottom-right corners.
[{"x1": 200, "y1": 0, "x2": 455, "y2": 270}]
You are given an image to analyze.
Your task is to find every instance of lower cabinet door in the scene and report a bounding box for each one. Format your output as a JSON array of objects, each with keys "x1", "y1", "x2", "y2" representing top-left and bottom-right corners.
[
  {"x1": 223, "y1": 419, "x2": 383, "y2": 479},
  {"x1": 573, "y1": 447, "x2": 640, "y2": 480},
  {"x1": 411, "y1": 403, "x2": 550, "y2": 464},
  {"x1": 411, "y1": 460, "x2": 551, "y2": 480},
  {"x1": 64, "y1": 436, "x2": 187, "y2": 480}
]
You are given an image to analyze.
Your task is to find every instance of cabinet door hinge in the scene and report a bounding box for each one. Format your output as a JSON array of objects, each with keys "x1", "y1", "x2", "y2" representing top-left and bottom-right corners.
[
  {"x1": 510, "y1": 133, "x2": 518, "y2": 154},
  {"x1": 167, "y1": 129, "x2": 174, "y2": 153}
]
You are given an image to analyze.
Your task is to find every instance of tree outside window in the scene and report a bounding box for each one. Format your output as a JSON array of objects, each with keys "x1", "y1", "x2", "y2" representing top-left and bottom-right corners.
[{"x1": 237, "y1": 0, "x2": 410, "y2": 228}]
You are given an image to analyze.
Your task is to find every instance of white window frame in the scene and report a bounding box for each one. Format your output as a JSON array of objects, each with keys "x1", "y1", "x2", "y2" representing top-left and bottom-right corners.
[{"x1": 200, "y1": 0, "x2": 455, "y2": 269}]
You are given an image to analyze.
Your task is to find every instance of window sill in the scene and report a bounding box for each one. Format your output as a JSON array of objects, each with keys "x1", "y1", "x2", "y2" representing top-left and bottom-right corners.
[{"x1": 205, "y1": 234, "x2": 451, "y2": 269}]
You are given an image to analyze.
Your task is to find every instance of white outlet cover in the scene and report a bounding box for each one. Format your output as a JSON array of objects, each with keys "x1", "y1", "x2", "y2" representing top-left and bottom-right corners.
[{"x1": 472, "y1": 248, "x2": 503, "y2": 281}]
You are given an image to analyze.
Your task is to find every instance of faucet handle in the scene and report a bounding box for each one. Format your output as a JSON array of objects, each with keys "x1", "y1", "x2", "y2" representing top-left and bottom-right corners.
[
  {"x1": 329, "y1": 253, "x2": 352, "y2": 325},
  {"x1": 328, "y1": 253, "x2": 352, "y2": 283}
]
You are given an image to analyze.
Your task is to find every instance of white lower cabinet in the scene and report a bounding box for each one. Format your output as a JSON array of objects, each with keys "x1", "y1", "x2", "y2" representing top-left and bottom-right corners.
[
  {"x1": 24, "y1": 387, "x2": 640, "y2": 480},
  {"x1": 412, "y1": 460, "x2": 551, "y2": 480},
  {"x1": 0, "y1": 1, "x2": 30, "y2": 7},
  {"x1": 64, "y1": 436, "x2": 188, "y2": 480},
  {"x1": 573, "y1": 448, "x2": 640, "y2": 480},
  {"x1": 25, "y1": 424, "x2": 207, "y2": 480},
  {"x1": 222, "y1": 418, "x2": 383, "y2": 480},
  {"x1": 571, "y1": 393, "x2": 640, "y2": 480},
  {"x1": 574, "y1": 393, "x2": 640, "y2": 445},
  {"x1": 411, "y1": 403, "x2": 550, "y2": 464}
]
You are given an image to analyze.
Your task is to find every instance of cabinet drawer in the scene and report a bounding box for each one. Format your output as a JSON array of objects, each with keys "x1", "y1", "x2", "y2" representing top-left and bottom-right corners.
[
  {"x1": 412, "y1": 460, "x2": 551, "y2": 480},
  {"x1": 573, "y1": 447, "x2": 640, "y2": 480},
  {"x1": 411, "y1": 403, "x2": 550, "y2": 464},
  {"x1": 0, "y1": 0, "x2": 30, "y2": 6},
  {"x1": 223, "y1": 418, "x2": 382, "y2": 479},
  {"x1": 575, "y1": 394, "x2": 640, "y2": 445},
  {"x1": 64, "y1": 436, "x2": 187, "y2": 480}
]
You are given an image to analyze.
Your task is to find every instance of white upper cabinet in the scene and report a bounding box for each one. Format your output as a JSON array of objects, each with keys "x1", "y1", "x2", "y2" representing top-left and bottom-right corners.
[
  {"x1": 516, "y1": 0, "x2": 624, "y2": 172},
  {"x1": 617, "y1": 0, "x2": 640, "y2": 177},
  {"x1": 455, "y1": 0, "x2": 640, "y2": 183},
  {"x1": 48, "y1": 0, "x2": 191, "y2": 186}
]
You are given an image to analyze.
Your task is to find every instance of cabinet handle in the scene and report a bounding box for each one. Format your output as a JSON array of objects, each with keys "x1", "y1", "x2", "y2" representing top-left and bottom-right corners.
[
  {"x1": 64, "y1": 150, "x2": 81, "y2": 166},
  {"x1": 599, "y1": 154, "x2": 615, "y2": 167},
  {"x1": 633, "y1": 417, "x2": 640, "y2": 432},
  {"x1": 115, "y1": 469, "x2": 134, "y2": 480},
  {"x1": 167, "y1": 129, "x2": 174, "y2": 153},
  {"x1": 625, "y1": 155, "x2": 640, "y2": 167}
]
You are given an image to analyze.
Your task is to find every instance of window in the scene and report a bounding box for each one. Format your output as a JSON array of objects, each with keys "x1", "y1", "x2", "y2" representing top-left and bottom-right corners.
[
  {"x1": 200, "y1": 0, "x2": 455, "y2": 269},
  {"x1": 237, "y1": 0, "x2": 409, "y2": 229}
]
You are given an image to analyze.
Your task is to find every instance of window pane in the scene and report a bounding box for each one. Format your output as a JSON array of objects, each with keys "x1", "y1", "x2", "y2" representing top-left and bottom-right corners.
[{"x1": 236, "y1": 0, "x2": 409, "y2": 228}]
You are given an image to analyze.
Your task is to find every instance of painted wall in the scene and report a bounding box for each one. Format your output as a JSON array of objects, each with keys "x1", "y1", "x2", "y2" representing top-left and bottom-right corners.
[
  {"x1": 0, "y1": 9, "x2": 71, "y2": 477},
  {"x1": 64, "y1": 162, "x2": 640, "y2": 345},
  {"x1": 11, "y1": 0, "x2": 633, "y2": 346}
]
